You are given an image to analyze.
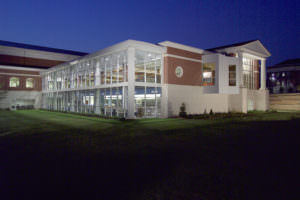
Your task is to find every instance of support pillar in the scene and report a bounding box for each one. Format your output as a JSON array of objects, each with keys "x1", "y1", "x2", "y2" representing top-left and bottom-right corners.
[
  {"x1": 260, "y1": 58, "x2": 266, "y2": 90},
  {"x1": 71, "y1": 91, "x2": 75, "y2": 112},
  {"x1": 95, "y1": 64, "x2": 100, "y2": 86},
  {"x1": 238, "y1": 52, "x2": 244, "y2": 87},
  {"x1": 127, "y1": 47, "x2": 135, "y2": 119},
  {"x1": 95, "y1": 89, "x2": 100, "y2": 114}
]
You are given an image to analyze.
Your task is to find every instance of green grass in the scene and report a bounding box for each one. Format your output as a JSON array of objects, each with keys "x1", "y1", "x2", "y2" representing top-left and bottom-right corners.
[{"x1": 0, "y1": 110, "x2": 300, "y2": 199}]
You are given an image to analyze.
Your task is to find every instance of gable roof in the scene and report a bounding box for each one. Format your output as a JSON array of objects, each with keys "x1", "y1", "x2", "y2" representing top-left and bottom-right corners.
[
  {"x1": 206, "y1": 39, "x2": 271, "y2": 58},
  {"x1": 206, "y1": 40, "x2": 257, "y2": 51},
  {"x1": 0, "y1": 40, "x2": 87, "y2": 56}
]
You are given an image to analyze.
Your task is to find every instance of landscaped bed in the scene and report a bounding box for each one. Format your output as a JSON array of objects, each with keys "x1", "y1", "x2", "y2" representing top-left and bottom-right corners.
[{"x1": 0, "y1": 110, "x2": 299, "y2": 199}]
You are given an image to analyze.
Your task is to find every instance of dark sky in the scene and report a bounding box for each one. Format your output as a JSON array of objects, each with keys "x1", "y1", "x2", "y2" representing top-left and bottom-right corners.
[{"x1": 0, "y1": 0, "x2": 299, "y2": 66}]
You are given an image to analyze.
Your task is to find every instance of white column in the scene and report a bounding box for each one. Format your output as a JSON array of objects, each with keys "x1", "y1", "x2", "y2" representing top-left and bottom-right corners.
[
  {"x1": 71, "y1": 91, "x2": 75, "y2": 112},
  {"x1": 260, "y1": 58, "x2": 266, "y2": 90},
  {"x1": 95, "y1": 62, "x2": 100, "y2": 86},
  {"x1": 127, "y1": 47, "x2": 135, "y2": 119},
  {"x1": 95, "y1": 89, "x2": 100, "y2": 114}
]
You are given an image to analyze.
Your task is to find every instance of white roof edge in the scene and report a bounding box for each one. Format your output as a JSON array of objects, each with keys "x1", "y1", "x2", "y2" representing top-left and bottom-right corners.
[
  {"x1": 216, "y1": 40, "x2": 271, "y2": 58},
  {"x1": 46, "y1": 39, "x2": 166, "y2": 72},
  {"x1": 158, "y1": 41, "x2": 204, "y2": 54},
  {"x1": 87, "y1": 39, "x2": 165, "y2": 59},
  {"x1": 0, "y1": 65, "x2": 46, "y2": 72},
  {"x1": 255, "y1": 40, "x2": 271, "y2": 57}
]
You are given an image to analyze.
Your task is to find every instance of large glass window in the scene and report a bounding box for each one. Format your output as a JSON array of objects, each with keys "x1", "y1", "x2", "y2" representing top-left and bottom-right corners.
[
  {"x1": 229, "y1": 65, "x2": 236, "y2": 86},
  {"x1": 135, "y1": 50, "x2": 161, "y2": 83},
  {"x1": 41, "y1": 49, "x2": 133, "y2": 117},
  {"x1": 146, "y1": 61, "x2": 155, "y2": 83},
  {"x1": 9, "y1": 77, "x2": 20, "y2": 88},
  {"x1": 73, "y1": 73, "x2": 78, "y2": 88},
  {"x1": 57, "y1": 77, "x2": 62, "y2": 90},
  {"x1": 48, "y1": 75, "x2": 54, "y2": 90},
  {"x1": 26, "y1": 78, "x2": 34, "y2": 88},
  {"x1": 135, "y1": 86, "x2": 161, "y2": 118},
  {"x1": 90, "y1": 72, "x2": 95, "y2": 86},
  {"x1": 100, "y1": 65, "x2": 105, "y2": 85},
  {"x1": 118, "y1": 64, "x2": 125, "y2": 82},
  {"x1": 156, "y1": 58, "x2": 161, "y2": 83},
  {"x1": 202, "y1": 63, "x2": 215, "y2": 86},
  {"x1": 242, "y1": 57, "x2": 258, "y2": 89}
]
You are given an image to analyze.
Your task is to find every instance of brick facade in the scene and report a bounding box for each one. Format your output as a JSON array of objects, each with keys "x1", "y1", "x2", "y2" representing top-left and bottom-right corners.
[
  {"x1": 0, "y1": 68, "x2": 41, "y2": 91},
  {"x1": 164, "y1": 47, "x2": 202, "y2": 86}
]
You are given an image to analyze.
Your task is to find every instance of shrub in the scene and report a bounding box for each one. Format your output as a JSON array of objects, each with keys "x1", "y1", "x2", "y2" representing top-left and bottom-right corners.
[{"x1": 179, "y1": 103, "x2": 187, "y2": 118}]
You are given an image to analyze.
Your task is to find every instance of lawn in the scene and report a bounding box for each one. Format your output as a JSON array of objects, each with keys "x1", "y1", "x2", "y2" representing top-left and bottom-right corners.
[{"x1": 0, "y1": 110, "x2": 299, "y2": 199}]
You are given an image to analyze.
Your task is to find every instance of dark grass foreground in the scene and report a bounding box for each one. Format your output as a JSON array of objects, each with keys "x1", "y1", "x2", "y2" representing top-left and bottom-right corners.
[{"x1": 0, "y1": 110, "x2": 300, "y2": 199}]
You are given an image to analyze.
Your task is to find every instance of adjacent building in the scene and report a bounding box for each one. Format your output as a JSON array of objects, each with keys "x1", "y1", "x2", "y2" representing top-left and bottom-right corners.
[
  {"x1": 267, "y1": 59, "x2": 300, "y2": 93},
  {"x1": 0, "y1": 40, "x2": 87, "y2": 109}
]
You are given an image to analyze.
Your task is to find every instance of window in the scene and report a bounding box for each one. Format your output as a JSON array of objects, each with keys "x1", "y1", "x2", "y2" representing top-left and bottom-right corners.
[
  {"x1": 90, "y1": 72, "x2": 95, "y2": 86},
  {"x1": 57, "y1": 77, "x2": 62, "y2": 90},
  {"x1": 9, "y1": 77, "x2": 20, "y2": 88},
  {"x1": 146, "y1": 62, "x2": 155, "y2": 83},
  {"x1": 135, "y1": 50, "x2": 161, "y2": 83},
  {"x1": 134, "y1": 86, "x2": 161, "y2": 118},
  {"x1": 202, "y1": 63, "x2": 215, "y2": 86},
  {"x1": 135, "y1": 63, "x2": 145, "y2": 82},
  {"x1": 26, "y1": 78, "x2": 34, "y2": 88},
  {"x1": 156, "y1": 60, "x2": 161, "y2": 83},
  {"x1": 229, "y1": 65, "x2": 236, "y2": 86},
  {"x1": 0, "y1": 76, "x2": 4, "y2": 89},
  {"x1": 118, "y1": 64, "x2": 124, "y2": 82},
  {"x1": 175, "y1": 66, "x2": 183, "y2": 78},
  {"x1": 242, "y1": 57, "x2": 259, "y2": 89}
]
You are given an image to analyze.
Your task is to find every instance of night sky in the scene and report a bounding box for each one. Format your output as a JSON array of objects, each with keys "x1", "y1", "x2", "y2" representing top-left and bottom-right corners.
[{"x1": 0, "y1": 0, "x2": 299, "y2": 66}]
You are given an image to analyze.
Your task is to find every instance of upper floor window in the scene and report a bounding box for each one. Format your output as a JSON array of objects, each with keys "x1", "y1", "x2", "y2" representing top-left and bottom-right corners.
[
  {"x1": 202, "y1": 63, "x2": 215, "y2": 86},
  {"x1": 242, "y1": 57, "x2": 258, "y2": 89},
  {"x1": 9, "y1": 77, "x2": 20, "y2": 88},
  {"x1": 135, "y1": 50, "x2": 162, "y2": 83},
  {"x1": 0, "y1": 76, "x2": 4, "y2": 89},
  {"x1": 229, "y1": 65, "x2": 236, "y2": 86},
  {"x1": 26, "y1": 78, "x2": 34, "y2": 88}
]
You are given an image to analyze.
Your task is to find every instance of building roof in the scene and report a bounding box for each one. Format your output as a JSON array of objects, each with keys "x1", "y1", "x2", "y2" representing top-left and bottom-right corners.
[
  {"x1": 206, "y1": 39, "x2": 258, "y2": 51},
  {"x1": 159, "y1": 41, "x2": 204, "y2": 54},
  {"x1": 0, "y1": 40, "x2": 88, "y2": 56},
  {"x1": 269, "y1": 58, "x2": 300, "y2": 69}
]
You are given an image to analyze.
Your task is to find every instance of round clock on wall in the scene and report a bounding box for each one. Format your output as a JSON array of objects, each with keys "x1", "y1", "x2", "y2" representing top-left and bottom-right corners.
[{"x1": 175, "y1": 66, "x2": 183, "y2": 78}]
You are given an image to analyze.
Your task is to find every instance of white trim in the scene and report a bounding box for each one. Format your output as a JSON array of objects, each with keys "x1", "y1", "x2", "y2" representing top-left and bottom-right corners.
[
  {"x1": 253, "y1": 40, "x2": 271, "y2": 57},
  {"x1": 212, "y1": 40, "x2": 271, "y2": 58},
  {"x1": 81, "y1": 40, "x2": 165, "y2": 60},
  {"x1": 45, "y1": 40, "x2": 166, "y2": 73},
  {"x1": 159, "y1": 41, "x2": 204, "y2": 54},
  {"x1": 164, "y1": 54, "x2": 202, "y2": 63},
  {"x1": 0, "y1": 65, "x2": 46, "y2": 72},
  {"x1": 0, "y1": 72, "x2": 41, "y2": 77},
  {"x1": 242, "y1": 52, "x2": 265, "y2": 60}
]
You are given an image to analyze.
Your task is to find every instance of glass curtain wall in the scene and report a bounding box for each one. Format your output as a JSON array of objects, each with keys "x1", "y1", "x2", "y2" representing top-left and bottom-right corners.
[
  {"x1": 42, "y1": 50, "x2": 128, "y2": 117},
  {"x1": 134, "y1": 49, "x2": 162, "y2": 118},
  {"x1": 242, "y1": 57, "x2": 259, "y2": 89},
  {"x1": 42, "y1": 47, "x2": 163, "y2": 118},
  {"x1": 135, "y1": 50, "x2": 161, "y2": 84},
  {"x1": 134, "y1": 86, "x2": 161, "y2": 118}
]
